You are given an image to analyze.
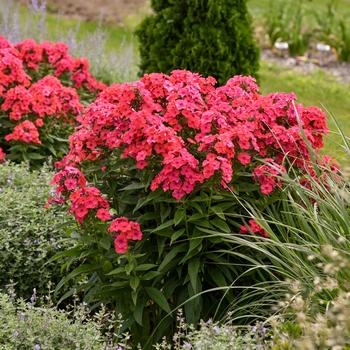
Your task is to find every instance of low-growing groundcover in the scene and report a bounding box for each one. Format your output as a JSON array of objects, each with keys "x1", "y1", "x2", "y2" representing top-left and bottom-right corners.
[
  {"x1": 48, "y1": 70, "x2": 335, "y2": 347},
  {"x1": 0, "y1": 292, "x2": 120, "y2": 349},
  {"x1": 0, "y1": 36, "x2": 105, "y2": 166},
  {"x1": 0, "y1": 162, "x2": 75, "y2": 299}
]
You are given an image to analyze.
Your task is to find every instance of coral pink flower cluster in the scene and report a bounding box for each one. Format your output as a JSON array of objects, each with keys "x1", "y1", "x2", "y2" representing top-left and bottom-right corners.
[
  {"x1": 50, "y1": 166, "x2": 141, "y2": 253},
  {"x1": 58, "y1": 70, "x2": 328, "y2": 200},
  {"x1": 0, "y1": 36, "x2": 105, "y2": 159},
  {"x1": 253, "y1": 159, "x2": 287, "y2": 195},
  {"x1": 109, "y1": 217, "x2": 142, "y2": 253},
  {"x1": 50, "y1": 70, "x2": 331, "y2": 249},
  {"x1": 15, "y1": 39, "x2": 105, "y2": 91}
]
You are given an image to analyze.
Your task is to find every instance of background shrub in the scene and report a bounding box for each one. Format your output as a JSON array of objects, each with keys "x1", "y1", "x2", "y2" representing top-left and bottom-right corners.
[
  {"x1": 136, "y1": 0, "x2": 260, "y2": 84},
  {"x1": 0, "y1": 162, "x2": 75, "y2": 299}
]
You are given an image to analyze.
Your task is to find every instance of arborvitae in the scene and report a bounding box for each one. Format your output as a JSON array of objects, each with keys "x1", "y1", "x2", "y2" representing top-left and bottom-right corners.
[{"x1": 136, "y1": 0, "x2": 260, "y2": 85}]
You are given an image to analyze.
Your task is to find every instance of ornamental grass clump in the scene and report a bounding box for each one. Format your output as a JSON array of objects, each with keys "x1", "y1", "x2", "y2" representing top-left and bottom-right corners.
[
  {"x1": 50, "y1": 70, "x2": 332, "y2": 347},
  {"x1": 0, "y1": 36, "x2": 105, "y2": 165}
]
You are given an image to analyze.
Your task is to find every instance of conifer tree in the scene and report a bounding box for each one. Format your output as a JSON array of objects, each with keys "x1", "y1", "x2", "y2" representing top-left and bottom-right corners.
[{"x1": 136, "y1": 0, "x2": 260, "y2": 84}]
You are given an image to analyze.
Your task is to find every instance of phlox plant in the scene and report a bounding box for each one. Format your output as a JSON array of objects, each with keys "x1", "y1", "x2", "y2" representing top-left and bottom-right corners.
[
  {"x1": 50, "y1": 70, "x2": 330, "y2": 347},
  {"x1": 0, "y1": 36, "x2": 105, "y2": 165}
]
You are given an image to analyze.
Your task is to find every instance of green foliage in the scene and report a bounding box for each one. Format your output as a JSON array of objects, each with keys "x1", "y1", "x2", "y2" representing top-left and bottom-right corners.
[
  {"x1": 266, "y1": 0, "x2": 350, "y2": 60},
  {"x1": 313, "y1": 1, "x2": 350, "y2": 62},
  {"x1": 0, "y1": 162, "x2": 75, "y2": 299},
  {"x1": 136, "y1": 0, "x2": 259, "y2": 84},
  {"x1": 265, "y1": 0, "x2": 311, "y2": 56},
  {"x1": 313, "y1": 0, "x2": 338, "y2": 44},
  {"x1": 264, "y1": 1, "x2": 289, "y2": 47},
  {"x1": 154, "y1": 136, "x2": 350, "y2": 349},
  {"x1": 212, "y1": 129, "x2": 350, "y2": 323},
  {"x1": 335, "y1": 19, "x2": 350, "y2": 62},
  {"x1": 156, "y1": 242, "x2": 350, "y2": 349},
  {"x1": 56, "y1": 182, "x2": 268, "y2": 348},
  {"x1": 0, "y1": 292, "x2": 122, "y2": 349}
]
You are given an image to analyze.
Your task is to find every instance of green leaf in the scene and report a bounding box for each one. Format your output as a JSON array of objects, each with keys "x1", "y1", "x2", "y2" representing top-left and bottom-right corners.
[
  {"x1": 132, "y1": 290, "x2": 139, "y2": 306},
  {"x1": 151, "y1": 219, "x2": 174, "y2": 233},
  {"x1": 188, "y1": 258, "x2": 200, "y2": 293},
  {"x1": 189, "y1": 202, "x2": 203, "y2": 214},
  {"x1": 192, "y1": 192, "x2": 210, "y2": 202},
  {"x1": 139, "y1": 212, "x2": 158, "y2": 223},
  {"x1": 158, "y1": 244, "x2": 187, "y2": 272},
  {"x1": 55, "y1": 264, "x2": 97, "y2": 294},
  {"x1": 99, "y1": 235, "x2": 112, "y2": 250},
  {"x1": 160, "y1": 204, "x2": 172, "y2": 223},
  {"x1": 211, "y1": 218, "x2": 231, "y2": 233},
  {"x1": 120, "y1": 182, "x2": 145, "y2": 191},
  {"x1": 107, "y1": 267, "x2": 126, "y2": 275},
  {"x1": 171, "y1": 228, "x2": 186, "y2": 244},
  {"x1": 210, "y1": 267, "x2": 227, "y2": 288},
  {"x1": 210, "y1": 203, "x2": 234, "y2": 220},
  {"x1": 49, "y1": 246, "x2": 84, "y2": 263},
  {"x1": 130, "y1": 276, "x2": 140, "y2": 291},
  {"x1": 134, "y1": 191, "x2": 162, "y2": 212},
  {"x1": 110, "y1": 281, "x2": 129, "y2": 288},
  {"x1": 142, "y1": 271, "x2": 161, "y2": 280},
  {"x1": 187, "y1": 213, "x2": 206, "y2": 222},
  {"x1": 27, "y1": 152, "x2": 46, "y2": 160},
  {"x1": 237, "y1": 182, "x2": 260, "y2": 192},
  {"x1": 135, "y1": 264, "x2": 158, "y2": 271},
  {"x1": 145, "y1": 287, "x2": 171, "y2": 314},
  {"x1": 133, "y1": 299, "x2": 144, "y2": 326},
  {"x1": 48, "y1": 145, "x2": 57, "y2": 157},
  {"x1": 174, "y1": 208, "x2": 186, "y2": 226},
  {"x1": 157, "y1": 236, "x2": 167, "y2": 258},
  {"x1": 187, "y1": 236, "x2": 203, "y2": 256}
]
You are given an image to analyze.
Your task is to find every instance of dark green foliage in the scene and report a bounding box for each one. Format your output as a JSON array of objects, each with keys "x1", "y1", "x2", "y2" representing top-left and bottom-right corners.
[
  {"x1": 0, "y1": 163, "x2": 75, "y2": 299},
  {"x1": 136, "y1": 0, "x2": 260, "y2": 85}
]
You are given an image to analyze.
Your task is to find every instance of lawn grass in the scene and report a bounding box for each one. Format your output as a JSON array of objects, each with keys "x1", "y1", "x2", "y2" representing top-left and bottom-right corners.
[{"x1": 247, "y1": 0, "x2": 350, "y2": 24}]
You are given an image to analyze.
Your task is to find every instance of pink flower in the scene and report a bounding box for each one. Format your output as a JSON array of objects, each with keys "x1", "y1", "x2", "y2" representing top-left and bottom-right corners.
[
  {"x1": 240, "y1": 219, "x2": 268, "y2": 238},
  {"x1": 237, "y1": 152, "x2": 251, "y2": 166},
  {"x1": 64, "y1": 178, "x2": 78, "y2": 191},
  {"x1": 96, "y1": 208, "x2": 111, "y2": 221},
  {"x1": 108, "y1": 217, "x2": 143, "y2": 254},
  {"x1": 114, "y1": 234, "x2": 128, "y2": 254}
]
